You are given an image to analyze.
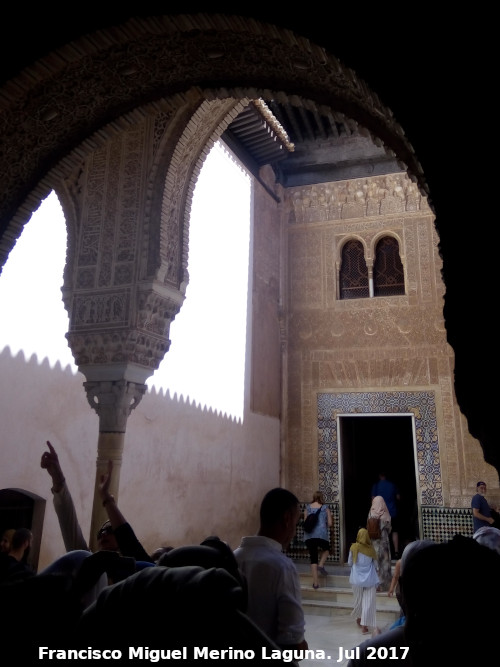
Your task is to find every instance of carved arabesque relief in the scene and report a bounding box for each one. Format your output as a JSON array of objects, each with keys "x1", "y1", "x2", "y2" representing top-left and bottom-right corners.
[
  {"x1": 288, "y1": 173, "x2": 428, "y2": 225},
  {"x1": 55, "y1": 95, "x2": 253, "y2": 378}
]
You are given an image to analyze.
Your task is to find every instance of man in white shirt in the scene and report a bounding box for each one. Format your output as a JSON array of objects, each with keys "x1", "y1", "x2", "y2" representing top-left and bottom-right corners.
[{"x1": 234, "y1": 487, "x2": 308, "y2": 651}]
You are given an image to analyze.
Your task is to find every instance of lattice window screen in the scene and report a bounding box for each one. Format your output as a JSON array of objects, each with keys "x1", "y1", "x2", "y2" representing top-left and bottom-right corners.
[
  {"x1": 339, "y1": 239, "x2": 369, "y2": 299},
  {"x1": 373, "y1": 236, "x2": 405, "y2": 296}
]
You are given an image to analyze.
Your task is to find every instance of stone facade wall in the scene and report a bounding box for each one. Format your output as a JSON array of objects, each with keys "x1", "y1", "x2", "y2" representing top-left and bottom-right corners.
[{"x1": 281, "y1": 173, "x2": 499, "y2": 555}]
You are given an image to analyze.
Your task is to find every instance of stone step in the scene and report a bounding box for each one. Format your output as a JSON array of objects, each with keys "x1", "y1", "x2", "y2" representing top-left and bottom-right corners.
[
  {"x1": 302, "y1": 596, "x2": 400, "y2": 624},
  {"x1": 299, "y1": 570, "x2": 351, "y2": 588},
  {"x1": 301, "y1": 584, "x2": 398, "y2": 609},
  {"x1": 300, "y1": 572, "x2": 350, "y2": 588},
  {"x1": 295, "y1": 563, "x2": 401, "y2": 623}
]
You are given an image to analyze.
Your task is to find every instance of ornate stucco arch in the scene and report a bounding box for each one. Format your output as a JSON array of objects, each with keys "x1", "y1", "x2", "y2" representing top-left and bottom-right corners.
[
  {"x1": 155, "y1": 97, "x2": 252, "y2": 289},
  {"x1": 370, "y1": 229, "x2": 404, "y2": 259},
  {"x1": 335, "y1": 234, "x2": 369, "y2": 266},
  {"x1": 370, "y1": 229, "x2": 406, "y2": 281},
  {"x1": 0, "y1": 13, "x2": 426, "y2": 271}
]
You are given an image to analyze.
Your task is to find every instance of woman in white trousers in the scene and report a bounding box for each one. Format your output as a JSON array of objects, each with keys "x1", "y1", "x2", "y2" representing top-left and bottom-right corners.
[{"x1": 348, "y1": 527, "x2": 379, "y2": 635}]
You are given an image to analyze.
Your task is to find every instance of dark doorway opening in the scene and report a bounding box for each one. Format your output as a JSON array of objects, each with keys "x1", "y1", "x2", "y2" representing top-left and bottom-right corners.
[
  {"x1": 0, "y1": 489, "x2": 45, "y2": 571},
  {"x1": 339, "y1": 414, "x2": 418, "y2": 562}
]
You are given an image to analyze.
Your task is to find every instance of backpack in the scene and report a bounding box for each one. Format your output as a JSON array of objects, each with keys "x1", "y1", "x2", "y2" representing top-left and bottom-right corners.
[
  {"x1": 367, "y1": 516, "x2": 381, "y2": 540},
  {"x1": 303, "y1": 506, "x2": 322, "y2": 533}
]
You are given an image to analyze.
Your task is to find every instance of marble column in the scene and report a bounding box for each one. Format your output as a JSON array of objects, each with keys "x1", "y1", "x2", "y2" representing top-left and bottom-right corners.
[{"x1": 83, "y1": 378, "x2": 147, "y2": 551}]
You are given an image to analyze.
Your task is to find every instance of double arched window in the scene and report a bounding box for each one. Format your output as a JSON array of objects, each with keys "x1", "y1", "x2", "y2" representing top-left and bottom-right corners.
[{"x1": 339, "y1": 236, "x2": 404, "y2": 300}]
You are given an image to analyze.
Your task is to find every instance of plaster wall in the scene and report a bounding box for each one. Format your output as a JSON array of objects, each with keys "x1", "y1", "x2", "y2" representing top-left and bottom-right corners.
[{"x1": 0, "y1": 348, "x2": 280, "y2": 570}]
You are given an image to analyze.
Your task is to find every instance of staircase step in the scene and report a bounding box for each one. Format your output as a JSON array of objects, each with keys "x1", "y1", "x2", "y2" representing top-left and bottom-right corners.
[
  {"x1": 299, "y1": 573, "x2": 350, "y2": 588},
  {"x1": 302, "y1": 597, "x2": 400, "y2": 623},
  {"x1": 301, "y1": 585, "x2": 399, "y2": 609},
  {"x1": 296, "y1": 562, "x2": 400, "y2": 623}
]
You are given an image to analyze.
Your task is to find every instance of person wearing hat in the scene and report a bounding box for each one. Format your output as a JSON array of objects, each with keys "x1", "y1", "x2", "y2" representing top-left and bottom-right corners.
[{"x1": 471, "y1": 481, "x2": 499, "y2": 532}]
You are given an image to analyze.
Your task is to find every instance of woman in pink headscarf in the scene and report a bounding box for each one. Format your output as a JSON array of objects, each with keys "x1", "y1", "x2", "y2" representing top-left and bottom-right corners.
[{"x1": 367, "y1": 495, "x2": 392, "y2": 592}]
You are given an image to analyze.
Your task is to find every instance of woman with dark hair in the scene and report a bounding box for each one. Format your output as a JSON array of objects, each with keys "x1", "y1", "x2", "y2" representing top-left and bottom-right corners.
[{"x1": 303, "y1": 490, "x2": 332, "y2": 589}]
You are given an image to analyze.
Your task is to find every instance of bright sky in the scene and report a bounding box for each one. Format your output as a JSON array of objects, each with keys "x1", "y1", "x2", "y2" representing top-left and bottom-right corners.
[{"x1": 0, "y1": 141, "x2": 251, "y2": 420}]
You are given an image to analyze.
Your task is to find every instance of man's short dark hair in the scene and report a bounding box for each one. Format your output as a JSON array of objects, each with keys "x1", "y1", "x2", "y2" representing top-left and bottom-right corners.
[
  {"x1": 259, "y1": 488, "x2": 299, "y2": 527},
  {"x1": 11, "y1": 527, "x2": 32, "y2": 550}
]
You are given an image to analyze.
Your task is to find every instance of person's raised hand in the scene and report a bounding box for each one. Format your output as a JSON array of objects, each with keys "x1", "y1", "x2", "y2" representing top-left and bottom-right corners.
[
  {"x1": 98, "y1": 460, "x2": 113, "y2": 502},
  {"x1": 40, "y1": 441, "x2": 65, "y2": 492}
]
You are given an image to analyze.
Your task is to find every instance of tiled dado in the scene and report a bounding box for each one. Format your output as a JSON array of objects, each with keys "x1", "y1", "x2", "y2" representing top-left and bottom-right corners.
[
  {"x1": 317, "y1": 391, "x2": 444, "y2": 506},
  {"x1": 287, "y1": 503, "x2": 340, "y2": 562},
  {"x1": 286, "y1": 505, "x2": 474, "y2": 563},
  {"x1": 421, "y1": 506, "x2": 473, "y2": 542},
  {"x1": 286, "y1": 392, "x2": 473, "y2": 562},
  {"x1": 287, "y1": 391, "x2": 473, "y2": 563}
]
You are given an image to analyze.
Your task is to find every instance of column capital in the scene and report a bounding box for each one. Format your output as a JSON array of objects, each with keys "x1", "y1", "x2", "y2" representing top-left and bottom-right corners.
[{"x1": 83, "y1": 378, "x2": 147, "y2": 432}]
